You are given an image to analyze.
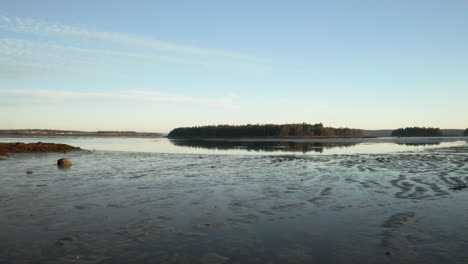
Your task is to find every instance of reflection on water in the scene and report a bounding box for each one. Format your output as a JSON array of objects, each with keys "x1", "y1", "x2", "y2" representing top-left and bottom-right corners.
[
  {"x1": 170, "y1": 139, "x2": 357, "y2": 153},
  {"x1": 396, "y1": 142, "x2": 440, "y2": 146},
  {"x1": 0, "y1": 137, "x2": 466, "y2": 155}
]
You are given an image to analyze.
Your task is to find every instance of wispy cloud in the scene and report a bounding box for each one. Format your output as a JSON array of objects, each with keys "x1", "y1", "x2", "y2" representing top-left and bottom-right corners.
[
  {"x1": 0, "y1": 41, "x2": 131, "y2": 79},
  {"x1": 0, "y1": 15, "x2": 269, "y2": 79},
  {"x1": 0, "y1": 15, "x2": 257, "y2": 60},
  {"x1": 0, "y1": 38, "x2": 267, "y2": 73},
  {"x1": 0, "y1": 89, "x2": 240, "y2": 108}
]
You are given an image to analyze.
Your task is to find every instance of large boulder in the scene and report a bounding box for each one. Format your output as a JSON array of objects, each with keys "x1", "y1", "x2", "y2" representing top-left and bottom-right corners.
[{"x1": 57, "y1": 158, "x2": 72, "y2": 168}]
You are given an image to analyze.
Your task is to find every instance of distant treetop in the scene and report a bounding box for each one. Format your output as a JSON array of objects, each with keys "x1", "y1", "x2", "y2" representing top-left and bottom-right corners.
[
  {"x1": 391, "y1": 127, "x2": 442, "y2": 137},
  {"x1": 168, "y1": 123, "x2": 366, "y2": 138}
]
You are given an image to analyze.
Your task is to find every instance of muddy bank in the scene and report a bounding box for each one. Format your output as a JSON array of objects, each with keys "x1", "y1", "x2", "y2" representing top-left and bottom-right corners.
[{"x1": 0, "y1": 142, "x2": 81, "y2": 156}]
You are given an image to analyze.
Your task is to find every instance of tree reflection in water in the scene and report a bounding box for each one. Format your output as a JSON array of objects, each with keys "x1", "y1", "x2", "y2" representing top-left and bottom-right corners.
[
  {"x1": 169, "y1": 139, "x2": 358, "y2": 153},
  {"x1": 396, "y1": 142, "x2": 440, "y2": 147}
]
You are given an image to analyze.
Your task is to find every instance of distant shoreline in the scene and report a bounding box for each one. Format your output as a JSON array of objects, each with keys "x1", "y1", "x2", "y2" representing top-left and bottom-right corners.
[
  {"x1": 0, "y1": 134, "x2": 163, "y2": 138},
  {"x1": 0, "y1": 130, "x2": 163, "y2": 138}
]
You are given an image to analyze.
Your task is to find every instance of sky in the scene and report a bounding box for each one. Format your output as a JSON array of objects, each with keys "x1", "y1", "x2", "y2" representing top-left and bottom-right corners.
[{"x1": 1, "y1": 0, "x2": 467, "y2": 132}]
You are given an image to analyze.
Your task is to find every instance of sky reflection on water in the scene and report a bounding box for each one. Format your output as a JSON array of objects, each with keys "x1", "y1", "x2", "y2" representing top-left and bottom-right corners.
[{"x1": 0, "y1": 137, "x2": 467, "y2": 155}]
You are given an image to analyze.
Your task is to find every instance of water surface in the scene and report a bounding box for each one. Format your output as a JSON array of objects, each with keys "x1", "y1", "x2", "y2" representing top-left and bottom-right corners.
[
  {"x1": 1, "y1": 137, "x2": 468, "y2": 263},
  {"x1": 0, "y1": 136, "x2": 466, "y2": 155}
]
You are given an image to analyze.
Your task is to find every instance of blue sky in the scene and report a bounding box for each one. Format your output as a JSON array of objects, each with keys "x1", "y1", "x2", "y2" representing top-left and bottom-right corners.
[{"x1": 1, "y1": 0, "x2": 467, "y2": 132}]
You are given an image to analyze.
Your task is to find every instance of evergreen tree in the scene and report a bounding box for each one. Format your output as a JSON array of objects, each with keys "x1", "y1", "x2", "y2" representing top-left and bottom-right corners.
[
  {"x1": 391, "y1": 127, "x2": 443, "y2": 137},
  {"x1": 168, "y1": 123, "x2": 365, "y2": 138}
]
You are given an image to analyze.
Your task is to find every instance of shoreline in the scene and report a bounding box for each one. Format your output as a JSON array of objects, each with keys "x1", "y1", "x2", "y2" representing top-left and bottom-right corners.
[{"x1": 0, "y1": 135, "x2": 163, "y2": 139}]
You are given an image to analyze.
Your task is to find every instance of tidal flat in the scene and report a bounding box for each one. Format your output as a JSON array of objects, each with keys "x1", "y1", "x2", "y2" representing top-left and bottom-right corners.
[{"x1": 1, "y1": 138, "x2": 468, "y2": 263}]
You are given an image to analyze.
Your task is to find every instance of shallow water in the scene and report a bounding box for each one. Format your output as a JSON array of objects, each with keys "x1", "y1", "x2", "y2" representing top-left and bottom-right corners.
[
  {"x1": 1, "y1": 138, "x2": 468, "y2": 263},
  {"x1": 0, "y1": 136, "x2": 467, "y2": 155}
]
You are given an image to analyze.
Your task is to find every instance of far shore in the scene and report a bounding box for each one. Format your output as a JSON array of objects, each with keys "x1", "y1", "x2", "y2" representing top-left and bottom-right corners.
[
  {"x1": 0, "y1": 129, "x2": 163, "y2": 138},
  {"x1": 0, "y1": 135, "x2": 163, "y2": 139}
]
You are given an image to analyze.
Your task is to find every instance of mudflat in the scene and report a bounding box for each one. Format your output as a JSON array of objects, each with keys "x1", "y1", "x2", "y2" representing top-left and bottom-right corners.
[
  {"x1": 0, "y1": 142, "x2": 81, "y2": 156},
  {"x1": 1, "y1": 141, "x2": 468, "y2": 263}
]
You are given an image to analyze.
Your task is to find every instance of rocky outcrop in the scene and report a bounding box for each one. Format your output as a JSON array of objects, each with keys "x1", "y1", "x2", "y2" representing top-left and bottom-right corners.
[{"x1": 0, "y1": 142, "x2": 80, "y2": 156}]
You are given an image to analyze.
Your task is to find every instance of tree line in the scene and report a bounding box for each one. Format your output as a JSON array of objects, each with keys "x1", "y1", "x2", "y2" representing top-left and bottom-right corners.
[
  {"x1": 465, "y1": 128, "x2": 468, "y2": 136},
  {"x1": 391, "y1": 127, "x2": 442, "y2": 137},
  {"x1": 167, "y1": 123, "x2": 365, "y2": 138}
]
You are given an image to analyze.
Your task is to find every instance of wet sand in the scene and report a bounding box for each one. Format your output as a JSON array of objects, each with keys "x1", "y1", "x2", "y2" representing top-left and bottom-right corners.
[{"x1": 1, "y1": 143, "x2": 468, "y2": 263}]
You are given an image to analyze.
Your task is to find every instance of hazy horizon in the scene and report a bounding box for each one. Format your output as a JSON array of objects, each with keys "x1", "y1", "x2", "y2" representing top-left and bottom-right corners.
[
  {"x1": 0, "y1": 126, "x2": 466, "y2": 134},
  {"x1": 1, "y1": 1, "x2": 467, "y2": 132}
]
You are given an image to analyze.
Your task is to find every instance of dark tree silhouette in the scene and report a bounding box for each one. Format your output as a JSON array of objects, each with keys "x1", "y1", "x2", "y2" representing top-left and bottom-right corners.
[
  {"x1": 391, "y1": 127, "x2": 442, "y2": 137},
  {"x1": 168, "y1": 123, "x2": 365, "y2": 138},
  {"x1": 170, "y1": 139, "x2": 357, "y2": 153},
  {"x1": 464, "y1": 128, "x2": 468, "y2": 136}
]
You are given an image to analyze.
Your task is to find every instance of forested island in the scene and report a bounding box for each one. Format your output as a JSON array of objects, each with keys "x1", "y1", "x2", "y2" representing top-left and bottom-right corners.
[
  {"x1": 391, "y1": 127, "x2": 442, "y2": 137},
  {"x1": 168, "y1": 123, "x2": 366, "y2": 138}
]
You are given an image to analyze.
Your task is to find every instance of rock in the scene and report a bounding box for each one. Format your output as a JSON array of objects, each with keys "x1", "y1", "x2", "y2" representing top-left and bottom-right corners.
[
  {"x1": 450, "y1": 185, "x2": 467, "y2": 191},
  {"x1": 74, "y1": 203, "x2": 99, "y2": 210},
  {"x1": 57, "y1": 158, "x2": 72, "y2": 168},
  {"x1": 26, "y1": 170, "x2": 33, "y2": 174}
]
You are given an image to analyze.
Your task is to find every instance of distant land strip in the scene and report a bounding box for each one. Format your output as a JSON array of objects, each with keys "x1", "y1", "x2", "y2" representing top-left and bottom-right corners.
[{"x1": 0, "y1": 130, "x2": 163, "y2": 138}]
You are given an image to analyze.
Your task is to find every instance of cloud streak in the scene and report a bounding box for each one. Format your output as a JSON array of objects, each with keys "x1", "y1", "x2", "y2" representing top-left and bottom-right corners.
[
  {"x1": 0, "y1": 15, "x2": 269, "y2": 79},
  {"x1": 0, "y1": 15, "x2": 257, "y2": 60},
  {"x1": 0, "y1": 89, "x2": 240, "y2": 108},
  {"x1": 0, "y1": 38, "x2": 267, "y2": 72}
]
